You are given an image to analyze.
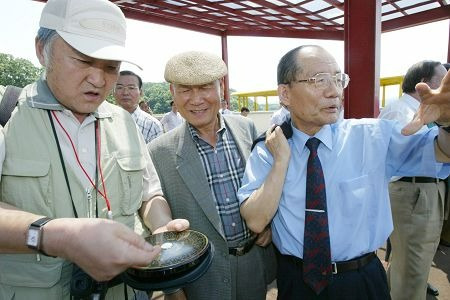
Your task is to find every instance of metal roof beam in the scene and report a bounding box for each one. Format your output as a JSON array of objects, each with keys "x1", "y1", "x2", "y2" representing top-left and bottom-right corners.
[{"x1": 382, "y1": 6, "x2": 450, "y2": 33}]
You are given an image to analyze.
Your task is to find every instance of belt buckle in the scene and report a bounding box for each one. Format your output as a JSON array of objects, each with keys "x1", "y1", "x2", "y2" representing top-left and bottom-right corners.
[
  {"x1": 332, "y1": 262, "x2": 338, "y2": 274},
  {"x1": 234, "y1": 246, "x2": 246, "y2": 256}
]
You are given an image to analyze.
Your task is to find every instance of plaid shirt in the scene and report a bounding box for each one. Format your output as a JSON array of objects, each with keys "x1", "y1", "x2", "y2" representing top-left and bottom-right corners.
[
  {"x1": 188, "y1": 117, "x2": 251, "y2": 243},
  {"x1": 131, "y1": 107, "x2": 163, "y2": 143}
]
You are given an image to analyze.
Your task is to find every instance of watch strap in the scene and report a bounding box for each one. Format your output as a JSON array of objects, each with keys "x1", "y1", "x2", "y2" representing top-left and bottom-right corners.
[
  {"x1": 435, "y1": 122, "x2": 450, "y2": 133},
  {"x1": 28, "y1": 217, "x2": 54, "y2": 257}
]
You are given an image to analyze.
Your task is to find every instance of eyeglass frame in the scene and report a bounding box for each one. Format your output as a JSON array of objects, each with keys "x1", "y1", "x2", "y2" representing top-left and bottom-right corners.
[
  {"x1": 291, "y1": 72, "x2": 350, "y2": 89},
  {"x1": 115, "y1": 84, "x2": 140, "y2": 93}
]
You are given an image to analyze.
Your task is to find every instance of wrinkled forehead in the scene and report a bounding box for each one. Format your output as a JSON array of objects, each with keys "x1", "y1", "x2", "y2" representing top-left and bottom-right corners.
[{"x1": 296, "y1": 47, "x2": 340, "y2": 77}]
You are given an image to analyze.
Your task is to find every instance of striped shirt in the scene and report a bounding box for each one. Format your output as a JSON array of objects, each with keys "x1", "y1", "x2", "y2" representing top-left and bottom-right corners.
[
  {"x1": 188, "y1": 117, "x2": 250, "y2": 243},
  {"x1": 131, "y1": 107, "x2": 163, "y2": 144}
]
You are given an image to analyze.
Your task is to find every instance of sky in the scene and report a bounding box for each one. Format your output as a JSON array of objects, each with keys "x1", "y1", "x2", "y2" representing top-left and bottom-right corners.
[{"x1": 0, "y1": 0, "x2": 449, "y2": 93}]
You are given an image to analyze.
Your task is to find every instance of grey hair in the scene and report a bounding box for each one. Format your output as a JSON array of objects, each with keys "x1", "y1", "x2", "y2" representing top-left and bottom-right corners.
[
  {"x1": 36, "y1": 28, "x2": 59, "y2": 69},
  {"x1": 277, "y1": 45, "x2": 322, "y2": 85}
]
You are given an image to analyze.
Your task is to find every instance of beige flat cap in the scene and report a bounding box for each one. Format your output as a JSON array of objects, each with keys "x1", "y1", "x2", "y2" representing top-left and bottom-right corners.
[{"x1": 164, "y1": 51, "x2": 227, "y2": 85}]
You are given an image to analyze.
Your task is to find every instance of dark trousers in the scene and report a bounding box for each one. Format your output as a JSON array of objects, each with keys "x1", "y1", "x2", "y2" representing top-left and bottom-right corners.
[{"x1": 276, "y1": 251, "x2": 390, "y2": 300}]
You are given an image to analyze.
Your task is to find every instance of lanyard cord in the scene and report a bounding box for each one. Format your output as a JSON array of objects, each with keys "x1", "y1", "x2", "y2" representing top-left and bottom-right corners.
[
  {"x1": 50, "y1": 111, "x2": 112, "y2": 218},
  {"x1": 48, "y1": 110, "x2": 78, "y2": 218}
]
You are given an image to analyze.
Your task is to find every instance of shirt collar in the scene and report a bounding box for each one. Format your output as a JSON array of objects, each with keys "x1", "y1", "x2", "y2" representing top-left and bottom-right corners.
[
  {"x1": 401, "y1": 93, "x2": 421, "y2": 111},
  {"x1": 291, "y1": 121, "x2": 333, "y2": 154},
  {"x1": 188, "y1": 114, "x2": 227, "y2": 141},
  {"x1": 24, "y1": 77, "x2": 112, "y2": 119}
]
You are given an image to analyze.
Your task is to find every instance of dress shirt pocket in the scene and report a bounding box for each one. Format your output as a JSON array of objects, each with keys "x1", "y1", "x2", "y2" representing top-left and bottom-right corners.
[
  {"x1": 116, "y1": 156, "x2": 146, "y2": 216},
  {"x1": 338, "y1": 175, "x2": 372, "y2": 220}
]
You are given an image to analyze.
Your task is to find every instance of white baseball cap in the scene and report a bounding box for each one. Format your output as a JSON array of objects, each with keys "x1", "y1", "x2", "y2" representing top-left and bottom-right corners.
[{"x1": 39, "y1": 0, "x2": 141, "y2": 69}]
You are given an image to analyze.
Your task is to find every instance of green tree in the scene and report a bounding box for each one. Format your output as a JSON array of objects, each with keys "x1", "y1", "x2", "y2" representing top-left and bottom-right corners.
[
  {"x1": 0, "y1": 53, "x2": 42, "y2": 87},
  {"x1": 142, "y1": 82, "x2": 172, "y2": 114}
]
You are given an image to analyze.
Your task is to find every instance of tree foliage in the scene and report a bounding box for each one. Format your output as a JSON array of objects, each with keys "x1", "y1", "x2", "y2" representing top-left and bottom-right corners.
[
  {"x1": 142, "y1": 82, "x2": 172, "y2": 114},
  {"x1": 0, "y1": 53, "x2": 42, "y2": 87}
]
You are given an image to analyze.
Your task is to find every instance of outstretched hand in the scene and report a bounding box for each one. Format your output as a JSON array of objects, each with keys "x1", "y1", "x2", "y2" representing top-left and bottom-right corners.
[
  {"x1": 402, "y1": 70, "x2": 450, "y2": 135},
  {"x1": 45, "y1": 218, "x2": 162, "y2": 281}
]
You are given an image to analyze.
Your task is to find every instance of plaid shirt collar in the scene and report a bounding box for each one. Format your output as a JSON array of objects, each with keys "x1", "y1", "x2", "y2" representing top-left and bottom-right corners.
[{"x1": 187, "y1": 113, "x2": 227, "y2": 142}]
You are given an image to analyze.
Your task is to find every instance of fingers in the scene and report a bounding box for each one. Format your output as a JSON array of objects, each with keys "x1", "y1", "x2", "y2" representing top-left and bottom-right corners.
[
  {"x1": 166, "y1": 219, "x2": 190, "y2": 232},
  {"x1": 401, "y1": 118, "x2": 424, "y2": 136}
]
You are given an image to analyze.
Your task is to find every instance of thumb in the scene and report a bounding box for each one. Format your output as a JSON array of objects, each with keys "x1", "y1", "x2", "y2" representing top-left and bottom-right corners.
[{"x1": 401, "y1": 115, "x2": 424, "y2": 136}]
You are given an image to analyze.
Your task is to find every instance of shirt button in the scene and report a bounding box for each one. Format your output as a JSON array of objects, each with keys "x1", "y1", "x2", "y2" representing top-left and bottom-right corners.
[
  {"x1": 225, "y1": 198, "x2": 230, "y2": 202},
  {"x1": 81, "y1": 148, "x2": 87, "y2": 153},
  {"x1": 231, "y1": 222, "x2": 236, "y2": 227},
  {"x1": 223, "y1": 278, "x2": 229, "y2": 283},
  {"x1": 220, "y1": 174, "x2": 224, "y2": 178}
]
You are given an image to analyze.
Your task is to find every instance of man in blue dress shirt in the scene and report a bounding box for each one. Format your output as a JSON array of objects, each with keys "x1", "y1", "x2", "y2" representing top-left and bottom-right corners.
[{"x1": 237, "y1": 45, "x2": 450, "y2": 299}]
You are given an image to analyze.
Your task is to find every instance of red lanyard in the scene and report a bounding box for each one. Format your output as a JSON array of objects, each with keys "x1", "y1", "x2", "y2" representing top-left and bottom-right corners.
[{"x1": 51, "y1": 111, "x2": 112, "y2": 218}]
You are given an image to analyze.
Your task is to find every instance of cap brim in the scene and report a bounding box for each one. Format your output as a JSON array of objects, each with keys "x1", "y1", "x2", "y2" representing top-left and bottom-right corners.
[{"x1": 58, "y1": 30, "x2": 142, "y2": 70}]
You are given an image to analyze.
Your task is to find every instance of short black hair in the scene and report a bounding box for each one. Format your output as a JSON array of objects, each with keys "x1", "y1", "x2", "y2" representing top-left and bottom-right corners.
[
  {"x1": 119, "y1": 70, "x2": 143, "y2": 89},
  {"x1": 443, "y1": 63, "x2": 450, "y2": 71},
  {"x1": 402, "y1": 60, "x2": 441, "y2": 93},
  {"x1": 241, "y1": 107, "x2": 249, "y2": 113},
  {"x1": 170, "y1": 101, "x2": 174, "y2": 106},
  {"x1": 277, "y1": 45, "x2": 320, "y2": 85}
]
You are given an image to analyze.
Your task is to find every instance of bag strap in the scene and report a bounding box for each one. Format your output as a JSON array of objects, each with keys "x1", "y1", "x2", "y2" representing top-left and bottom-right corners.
[{"x1": 0, "y1": 85, "x2": 22, "y2": 127}]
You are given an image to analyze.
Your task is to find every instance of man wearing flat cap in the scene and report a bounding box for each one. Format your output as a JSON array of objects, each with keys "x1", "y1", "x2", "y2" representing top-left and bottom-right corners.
[
  {"x1": 0, "y1": 0, "x2": 188, "y2": 299},
  {"x1": 147, "y1": 51, "x2": 277, "y2": 300}
]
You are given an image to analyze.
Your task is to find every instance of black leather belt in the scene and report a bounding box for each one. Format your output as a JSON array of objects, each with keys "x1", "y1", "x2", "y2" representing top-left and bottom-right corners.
[
  {"x1": 398, "y1": 176, "x2": 442, "y2": 183},
  {"x1": 285, "y1": 252, "x2": 376, "y2": 274},
  {"x1": 229, "y1": 238, "x2": 256, "y2": 256}
]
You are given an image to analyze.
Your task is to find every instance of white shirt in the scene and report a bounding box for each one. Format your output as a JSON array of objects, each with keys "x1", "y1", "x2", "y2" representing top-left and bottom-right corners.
[
  {"x1": 270, "y1": 106, "x2": 290, "y2": 125},
  {"x1": 51, "y1": 107, "x2": 162, "y2": 202},
  {"x1": 378, "y1": 93, "x2": 422, "y2": 127},
  {"x1": 219, "y1": 108, "x2": 232, "y2": 115},
  {"x1": 160, "y1": 111, "x2": 183, "y2": 132}
]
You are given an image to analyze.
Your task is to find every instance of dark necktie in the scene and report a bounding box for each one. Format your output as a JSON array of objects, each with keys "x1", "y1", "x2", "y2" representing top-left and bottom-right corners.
[{"x1": 303, "y1": 137, "x2": 332, "y2": 294}]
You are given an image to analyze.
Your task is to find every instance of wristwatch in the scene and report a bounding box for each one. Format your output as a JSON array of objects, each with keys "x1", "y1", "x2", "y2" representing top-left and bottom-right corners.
[{"x1": 26, "y1": 217, "x2": 53, "y2": 256}]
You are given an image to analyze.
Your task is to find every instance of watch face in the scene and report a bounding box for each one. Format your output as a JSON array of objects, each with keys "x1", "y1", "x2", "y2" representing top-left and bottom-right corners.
[{"x1": 27, "y1": 228, "x2": 40, "y2": 248}]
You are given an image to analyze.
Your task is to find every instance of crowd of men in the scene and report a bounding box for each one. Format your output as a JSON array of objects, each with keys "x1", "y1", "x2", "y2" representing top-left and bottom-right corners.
[{"x1": 0, "y1": 0, "x2": 449, "y2": 300}]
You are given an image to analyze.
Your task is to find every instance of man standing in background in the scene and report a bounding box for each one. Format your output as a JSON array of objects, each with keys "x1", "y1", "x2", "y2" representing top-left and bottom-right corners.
[
  {"x1": 160, "y1": 100, "x2": 183, "y2": 132},
  {"x1": 114, "y1": 70, "x2": 163, "y2": 143},
  {"x1": 379, "y1": 60, "x2": 447, "y2": 300}
]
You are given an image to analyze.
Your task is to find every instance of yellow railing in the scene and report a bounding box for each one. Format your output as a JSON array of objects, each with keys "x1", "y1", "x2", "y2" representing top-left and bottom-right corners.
[{"x1": 233, "y1": 75, "x2": 404, "y2": 111}]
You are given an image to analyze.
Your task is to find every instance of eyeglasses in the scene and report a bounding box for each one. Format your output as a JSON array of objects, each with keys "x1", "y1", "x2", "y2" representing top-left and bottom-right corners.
[
  {"x1": 115, "y1": 85, "x2": 139, "y2": 92},
  {"x1": 293, "y1": 73, "x2": 350, "y2": 89}
]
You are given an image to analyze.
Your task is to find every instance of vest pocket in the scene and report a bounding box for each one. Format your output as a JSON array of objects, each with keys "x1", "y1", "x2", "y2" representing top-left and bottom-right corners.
[
  {"x1": 1, "y1": 158, "x2": 51, "y2": 210},
  {"x1": 0, "y1": 254, "x2": 63, "y2": 288},
  {"x1": 116, "y1": 156, "x2": 145, "y2": 215}
]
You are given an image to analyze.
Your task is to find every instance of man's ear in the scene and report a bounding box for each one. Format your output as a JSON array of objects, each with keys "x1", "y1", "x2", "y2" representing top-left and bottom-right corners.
[
  {"x1": 35, "y1": 38, "x2": 46, "y2": 67},
  {"x1": 169, "y1": 84, "x2": 175, "y2": 97},
  {"x1": 278, "y1": 84, "x2": 290, "y2": 108}
]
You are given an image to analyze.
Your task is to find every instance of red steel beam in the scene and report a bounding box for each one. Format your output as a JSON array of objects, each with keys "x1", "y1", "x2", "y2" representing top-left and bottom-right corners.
[
  {"x1": 344, "y1": 0, "x2": 381, "y2": 118},
  {"x1": 382, "y1": 6, "x2": 450, "y2": 33},
  {"x1": 221, "y1": 34, "x2": 230, "y2": 102},
  {"x1": 226, "y1": 28, "x2": 343, "y2": 40}
]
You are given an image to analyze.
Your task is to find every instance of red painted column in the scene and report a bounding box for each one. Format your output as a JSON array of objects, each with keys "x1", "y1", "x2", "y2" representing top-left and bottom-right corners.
[
  {"x1": 221, "y1": 33, "x2": 230, "y2": 103},
  {"x1": 344, "y1": 0, "x2": 381, "y2": 118},
  {"x1": 447, "y1": 20, "x2": 450, "y2": 63}
]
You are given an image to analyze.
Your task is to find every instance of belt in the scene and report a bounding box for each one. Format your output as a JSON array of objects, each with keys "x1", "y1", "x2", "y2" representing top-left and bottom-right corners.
[
  {"x1": 398, "y1": 176, "x2": 442, "y2": 183},
  {"x1": 229, "y1": 238, "x2": 256, "y2": 256},
  {"x1": 285, "y1": 252, "x2": 376, "y2": 274}
]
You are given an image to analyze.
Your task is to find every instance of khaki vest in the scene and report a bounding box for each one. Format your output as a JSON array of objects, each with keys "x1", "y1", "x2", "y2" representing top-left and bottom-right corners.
[{"x1": 0, "y1": 90, "x2": 148, "y2": 299}]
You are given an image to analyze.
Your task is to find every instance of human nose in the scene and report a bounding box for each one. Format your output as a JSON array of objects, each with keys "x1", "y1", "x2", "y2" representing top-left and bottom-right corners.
[{"x1": 87, "y1": 67, "x2": 106, "y2": 88}]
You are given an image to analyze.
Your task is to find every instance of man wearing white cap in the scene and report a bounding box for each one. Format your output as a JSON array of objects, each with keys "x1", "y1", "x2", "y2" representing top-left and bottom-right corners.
[
  {"x1": 0, "y1": 0, "x2": 188, "y2": 299},
  {"x1": 147, "y1": 51, "x2": 277, "y2": 300}
]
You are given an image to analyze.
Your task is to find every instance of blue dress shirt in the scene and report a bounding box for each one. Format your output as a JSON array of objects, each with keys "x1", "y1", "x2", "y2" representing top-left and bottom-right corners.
[{"x1": 237, "y1": 118, "x2": 449, "y2": 261}]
